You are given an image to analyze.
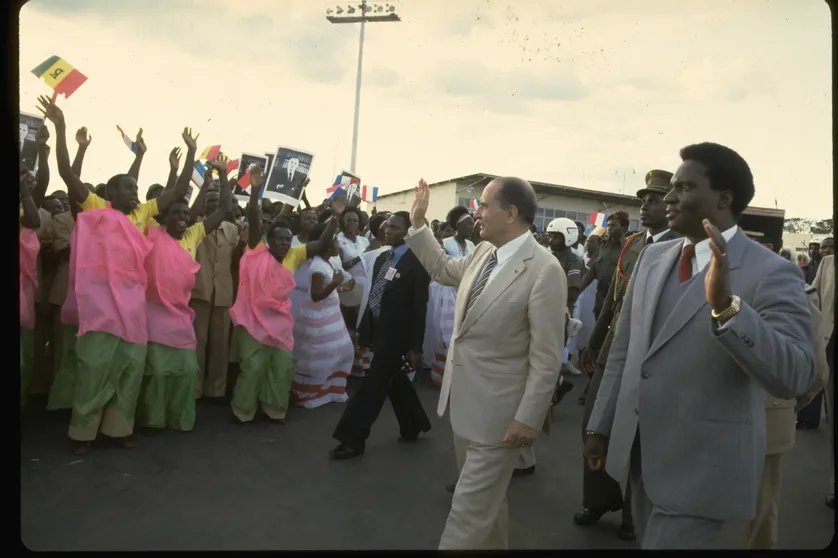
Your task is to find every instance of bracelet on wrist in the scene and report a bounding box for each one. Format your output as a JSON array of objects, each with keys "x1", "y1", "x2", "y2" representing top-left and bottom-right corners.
[{"x1": 585, "y1": 430, "x2": 606, "y2": 440}]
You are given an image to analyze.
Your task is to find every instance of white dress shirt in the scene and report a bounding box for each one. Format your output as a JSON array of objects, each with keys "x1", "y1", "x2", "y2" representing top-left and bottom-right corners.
[
  {"x1": 646, "y1": 228, "x2": 671, "y2": 244},
  {"x1": 682, "y1": 225, "x2": 739, "y2": 276},
  {"x1": 485, "y1": 231, "x2": 531, "y2": 287}
]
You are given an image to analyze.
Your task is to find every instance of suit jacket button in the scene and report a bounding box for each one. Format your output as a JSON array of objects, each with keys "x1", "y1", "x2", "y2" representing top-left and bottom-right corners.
[
  {"x1": 772, "y1": 401, "x2": 779, "y2": 406},
  {"x1": 641, "y1": 371, "x2": 650, "y2": 379}
]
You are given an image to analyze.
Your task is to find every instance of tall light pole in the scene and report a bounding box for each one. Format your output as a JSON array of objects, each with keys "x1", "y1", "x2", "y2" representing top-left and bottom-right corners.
[{"x1": 327, "y1": 2, "x2": 401, "y2": 174}]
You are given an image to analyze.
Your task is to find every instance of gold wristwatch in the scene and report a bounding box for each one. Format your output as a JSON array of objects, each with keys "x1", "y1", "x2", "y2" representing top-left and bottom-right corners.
[{"x1": 711, "y1": 295, "x2": 741, "y2": 322}]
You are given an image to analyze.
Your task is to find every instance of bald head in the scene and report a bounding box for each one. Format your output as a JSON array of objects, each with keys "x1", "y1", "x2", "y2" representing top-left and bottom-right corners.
[{"x1": 476, "y1": 176, "x2": 538, "y2": 247}]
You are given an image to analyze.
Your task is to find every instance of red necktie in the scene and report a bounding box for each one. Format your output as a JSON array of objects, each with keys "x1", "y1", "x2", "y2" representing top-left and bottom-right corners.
[{"x1": 679, "y1": 244, "x2": 696, "y2": 282}]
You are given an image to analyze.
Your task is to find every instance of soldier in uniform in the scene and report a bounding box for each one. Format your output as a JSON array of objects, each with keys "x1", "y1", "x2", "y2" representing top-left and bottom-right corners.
[
  {"x1": 740, "y1": 226, "x2": 830, "y2": 549},
  {"x1": 579, "y1": 210, "x2": 631, "y2": 320},
  {"x1": 575, "y1": 170, "x2": 678, "y2": 541}
]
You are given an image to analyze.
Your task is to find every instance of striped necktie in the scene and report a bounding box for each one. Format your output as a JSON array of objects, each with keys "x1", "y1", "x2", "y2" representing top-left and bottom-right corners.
[
  {"x1": 368, "y1": 250, "x2": 394, "y2": 317},
  {"x1": 464, "y1": 251, "x2": 498, "y2": 317}
]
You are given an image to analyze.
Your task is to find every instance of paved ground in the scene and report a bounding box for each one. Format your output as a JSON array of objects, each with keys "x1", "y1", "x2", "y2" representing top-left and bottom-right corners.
[{"x1": 20, "y1": 371, "x2": 834, "y2": 550}]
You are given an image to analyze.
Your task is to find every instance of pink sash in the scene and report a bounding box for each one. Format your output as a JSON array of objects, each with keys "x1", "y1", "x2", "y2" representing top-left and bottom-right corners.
[
  {"x1": 73, "y1": 208, "x2": 152, "y2": 345},
  {"x1": 230, "y1": 245, "x2": 296, "y2": 351},
  {"x1": 19, "y1": 228, "x2": 40, "y2": 330},
  {"x1": 145, "y1": 227, "x2": 200, "y2": 349},
  {"x1": 60, "y1": 228, "x2": 79, "y2": 326}
]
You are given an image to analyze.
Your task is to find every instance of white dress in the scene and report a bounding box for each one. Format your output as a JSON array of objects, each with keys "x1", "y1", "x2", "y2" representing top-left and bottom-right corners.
[
  {"x1": 291, "y1": 256, "x2": 353, "y2": 409},
  {"x1": 423, "y1": 236, "x2": 474, "y2": 385},
  {"x1": 337, "y1": 232, "x2": 369, "y2": 307},
  {"x1": 290, "y1": 236, "x2": 344, "y2": 321}
]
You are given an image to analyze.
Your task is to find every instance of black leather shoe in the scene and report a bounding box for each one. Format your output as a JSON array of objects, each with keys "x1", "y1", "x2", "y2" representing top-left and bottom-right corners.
[
  {"x1": 618, "y1": 523, "x2": 636, "y2": 541},
  {"x1": 329, "y1": 444, "x2": 364, "y2": 460},
  {"x1": 553, "y1": 381, "x2": 574, "y2": 406},
  {"x1": 826, "y1": 493, "x2": 835, "y2": 510},
  {"x1": 398, "y1": 434, "x2": 419, "y2": 442},
  {"x1": 446, "y1": 482, "x2": 456, "y2": 494},
  {"x1": 573, "y1": 505, "x2": 620, "y2": 526},
  {"x1": 512, "y1": 465, "x2": 535, "y2": 477}
]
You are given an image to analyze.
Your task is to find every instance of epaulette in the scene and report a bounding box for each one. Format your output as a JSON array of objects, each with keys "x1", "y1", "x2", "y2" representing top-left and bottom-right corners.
[{"x1": 804, "y1": 284, "x2": 817, "y2": 295}]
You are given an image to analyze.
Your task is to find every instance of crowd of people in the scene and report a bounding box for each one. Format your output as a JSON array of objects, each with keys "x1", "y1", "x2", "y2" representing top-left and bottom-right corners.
[{"x1": 18, "y1": 95, "x2": 833, "y2": 550}]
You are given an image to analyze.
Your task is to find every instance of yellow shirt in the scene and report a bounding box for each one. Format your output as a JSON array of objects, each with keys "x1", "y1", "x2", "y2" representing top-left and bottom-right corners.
[
  {"x1": 250, "y1": 242, "x2": 307, "y2": 273},
  {"x1": 178, "y1": 222, "x2": 207, "y2": 261},
  {"x1": 80, "y1": 193, "x2": 159, "y2": 235}
]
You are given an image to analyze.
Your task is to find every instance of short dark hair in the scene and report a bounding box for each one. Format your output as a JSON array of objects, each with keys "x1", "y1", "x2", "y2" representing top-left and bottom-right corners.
[
  {"x1": 340, "y1": 206, "x2": 362, "y2": 226},
  {"x1": 606, "y1": 210, "x2": 630, "y2": 230},
  {"x1": 369, "y1": 213, "x2": 389, "y2": 237},
  {"x1": 494, "y1": 177, "x2": 537, "y2": 225},
  {"x1": 146, "y1": 183, "x2": 164, "y2": 200},
  {"x1": 309, "y1": 222, "x2": 328, "y2": 242},
  {"x1": 679, "y1": 142, "x2": 754, "y2": 216},
  {"x1": 105, "y1": 174, "x2": 134, "y2": 199},
  {"x1": 446, "y1": 206, "x2": 471, "y2": 229},
  {"x1": 392, "y1": 211, "x2": 411, "y2": 229},
  {"x1": 266, "y1": 219, "x2": 292, "y2": 239}
]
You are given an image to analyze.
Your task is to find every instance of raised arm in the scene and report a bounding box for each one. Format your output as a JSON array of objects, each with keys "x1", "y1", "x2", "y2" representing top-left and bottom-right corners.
[
  {"x1": 247, "y1": 165, "x2": 265, "y2": 249},
  {"x1": 126, "y1": 128, "x2": 146, "y2": 181},
  {"x1": 32, "y1": 125, "x2": 51, "y2": 207},
  {"x1": 71, "y1": 127, "x2": 91, "y2": 178},
  {"x1": 303, "y1": 196, "x2": 344, "y2": 260},
  {"x1": 37, "y1": 95, "x2": 89, "y2": 203},
  {"x1": 164, "y1": 147, "x2": 182, "y2": 191},
  {"x1": 157, "y1": 127, "x2": 199, "y2": 213},
  {"x1": 201, "y1": 158, "x2": 231, "y2": 235},
  {"x1": 19, "y1": 168, "x2": 41, "y2": 230},
  {"x1": 189, "y1": 167, "x2": 214, "y2": 221},
  {"x1": 404, "y1": 179, "x2": 478, "y2": 287}
]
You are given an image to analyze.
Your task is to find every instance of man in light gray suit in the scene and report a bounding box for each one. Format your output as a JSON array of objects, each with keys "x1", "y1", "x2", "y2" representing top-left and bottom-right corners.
[
  {"x1": 407, "y1": 177, "x2": 566, "y2": 549},
  {"x1": 584, "y1": 142, "x2": 815, "y2": 549}
]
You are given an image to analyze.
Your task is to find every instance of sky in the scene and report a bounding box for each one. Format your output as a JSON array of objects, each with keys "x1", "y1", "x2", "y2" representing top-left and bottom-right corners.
[{"x1": 18, "y1": 0, "x2": 832, "y2": 219}]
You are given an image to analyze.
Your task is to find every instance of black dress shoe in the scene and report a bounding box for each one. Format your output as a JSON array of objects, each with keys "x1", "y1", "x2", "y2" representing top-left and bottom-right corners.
[
  {"x1": 796, "y1": 421, "x2": 818, "y2": 430},
  {"x1": 618, "y1": 523, "x2": 636, "y2": 541},
  {"x1": 446, "y1": 482, "x2": 456, "y2": 494},
  {"x1": 552, "y1": 381, "x2": 574, "y2": 406},
  {"x1": 573, "y1": 505, "x2": 621, "y2": 526},
  {"x1": 512, "y1": 465, "x2": 535, "y2": 477},
  {"x1": 329, "y1": 444, "x2": 364, "y2": 460},
  {"x1": 398, "y1": 434, "x2": 419, "y2": 442},
  {"x1": 826, "y1": 493, "x2": 835, "y2": 510}
]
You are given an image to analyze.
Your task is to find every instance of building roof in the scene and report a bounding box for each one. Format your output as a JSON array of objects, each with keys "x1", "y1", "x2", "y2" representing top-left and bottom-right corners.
[{"x1": 376, "y1": 173, "x2": 643, "y2": 205}]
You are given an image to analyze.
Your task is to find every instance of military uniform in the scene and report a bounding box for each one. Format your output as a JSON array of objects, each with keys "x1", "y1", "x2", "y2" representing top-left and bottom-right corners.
[
  {"x1": 557, "y1": 247, "x2": 586, "y2": 311},
  {"x1": 589, "y1": 237, "x2": 624, "y2": 319},
  {"x1": 576, "y1": 170, "x2": 678, "y2": 540}
]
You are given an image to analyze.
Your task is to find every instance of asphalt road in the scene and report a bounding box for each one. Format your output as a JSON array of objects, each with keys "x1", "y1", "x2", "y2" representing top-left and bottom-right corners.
[{"x1": 20, "y1": 372, "x2": 834, "y2": 550}]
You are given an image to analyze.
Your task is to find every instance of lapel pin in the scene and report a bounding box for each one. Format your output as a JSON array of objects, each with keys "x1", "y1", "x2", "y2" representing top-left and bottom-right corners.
[{"x1": 395, "y1": 272, "x2": 401, "y2": 279}]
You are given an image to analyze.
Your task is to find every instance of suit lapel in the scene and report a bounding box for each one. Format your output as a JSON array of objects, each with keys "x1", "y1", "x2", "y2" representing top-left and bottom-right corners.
[
  {"x1": 645, "y1": 230, "x2": 747, "y2": 360},
  {"x1": 456, "y1": 236, "x2": 534, "y2": 338}
]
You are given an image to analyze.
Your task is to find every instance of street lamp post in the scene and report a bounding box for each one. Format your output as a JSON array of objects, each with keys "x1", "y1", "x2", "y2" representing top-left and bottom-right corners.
[{"x1": 326, "y1": 2, "x2": 401, "y2": 174}]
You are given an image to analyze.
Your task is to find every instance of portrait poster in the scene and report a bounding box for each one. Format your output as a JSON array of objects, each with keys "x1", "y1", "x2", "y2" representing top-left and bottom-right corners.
[
  {"x1": 338, "y1": 169, "x2": 362, "y2": 207},
  {"x1": 20, "y1": 112, "x2": 45, "y2": 173},
  {"x1": 263, "y1": 145, "x2": 314, "y2": 206},
  {"x1": 234, "y1": 152, "x2": 269, "y2": 203}
]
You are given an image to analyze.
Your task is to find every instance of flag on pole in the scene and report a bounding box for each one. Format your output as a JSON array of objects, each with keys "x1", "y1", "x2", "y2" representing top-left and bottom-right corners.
[
  {"x1": 361, "y1": 185, "x2": 379, "y2": 203},
  {"x1": 31, "y1": 55, "x2": 88, "y2": 99},
  {"x1": 328, "y1": 186, "x2": 345, "y2": 203},
  {"x1": 191, "y1": 161, "x2": 206, "y2": 187},
  {"x1": 200, "y1": 145, "x2": 222, "y2": 161},
  {"x1": 587, "y1": 212, "x2": 608, "y2": 227},
  {"x1": 116, "y1": 125, "x2": 137, "y2": 153},
  {"x1": 468, "y1": 199, "x2": 478, "y2": 211}
]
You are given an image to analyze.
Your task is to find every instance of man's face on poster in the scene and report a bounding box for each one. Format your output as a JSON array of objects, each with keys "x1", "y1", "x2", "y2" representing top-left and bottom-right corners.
[
  {"x1": 287, "y1": 158, "x2": 300, "y2": 177},
  {"x1": 19, "y1": 124, "x2": 29, "y2": 148}
]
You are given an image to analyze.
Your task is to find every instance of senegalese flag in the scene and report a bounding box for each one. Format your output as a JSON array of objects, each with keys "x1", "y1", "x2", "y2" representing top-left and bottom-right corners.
[
  {"x1": 200, "y1": 145, "x2": 222, "y2": 161},
  {"x1": 31, "y1": 55, "x2": 88, "y2": 99}
]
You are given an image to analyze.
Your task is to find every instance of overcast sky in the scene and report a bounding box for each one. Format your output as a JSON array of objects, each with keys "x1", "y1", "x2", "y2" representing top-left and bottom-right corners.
[{"x1": 19, "y1": 0, "x2": 832, "y2": 219}]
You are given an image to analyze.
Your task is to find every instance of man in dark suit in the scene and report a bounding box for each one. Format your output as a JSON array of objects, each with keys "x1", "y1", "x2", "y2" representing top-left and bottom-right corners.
[
  {"x1": 330, "y1": 211, "x2": 432, "y2": 460},
  {"x1": 584, "y1": 143, "x2": 814, "y2": 549}
]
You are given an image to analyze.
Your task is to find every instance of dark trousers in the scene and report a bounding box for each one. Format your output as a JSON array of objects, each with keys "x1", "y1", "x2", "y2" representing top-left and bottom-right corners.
[
  {"x1": 581, "y1": 362, "x2": 633, "y2": 525},
  {"x1": 332, "y1": 353, "x2": 431, "y2": 451},
  {"x1": 797, "y1": 389, "x2": 824, "y2": 427}
]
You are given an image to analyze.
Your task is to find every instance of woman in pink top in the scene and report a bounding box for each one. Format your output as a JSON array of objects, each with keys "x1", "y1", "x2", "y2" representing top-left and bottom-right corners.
[
  {"x1": 39, "y1": 96, "x2": 196, "y2": 454},
  {"x1": 137, "y1": 159, "x2": 231, "y2": 432},
  {"x1": 20, "y1": 163, "x2": 42, "y2": 411},
  {"x1": 229, "y1": 167, "x2": 345, "y2": 424}
]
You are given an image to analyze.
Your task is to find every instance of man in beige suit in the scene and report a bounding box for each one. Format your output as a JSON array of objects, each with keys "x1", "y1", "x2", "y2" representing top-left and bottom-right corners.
[
  {"x1": 190, "y1": 191, "x2": 240, "y2": 400},
  {"x1": 745, "y1": 283, "x2": 830, "y2": 548},
  {"x1": 812, "y1": 253, "x2": 834, "y2": 509},
  {"x1": 407, "y1": 177, "x2": 566, "y2": 550}
]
